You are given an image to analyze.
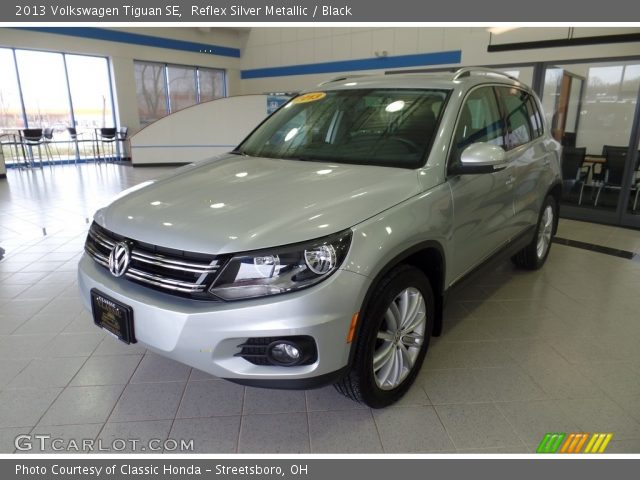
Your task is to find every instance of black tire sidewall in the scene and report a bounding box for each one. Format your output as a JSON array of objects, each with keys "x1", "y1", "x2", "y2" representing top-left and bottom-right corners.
[{"x1": 355, "y1": 266, "x2": 434, "y2": 408}]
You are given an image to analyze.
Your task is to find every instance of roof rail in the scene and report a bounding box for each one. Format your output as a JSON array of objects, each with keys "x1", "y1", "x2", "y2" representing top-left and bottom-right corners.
[
  {"x1": 452, "y1": 67, "x2": 520, "y2": 82},
  {"x1": 318, "y1": 74, "x2": 373, "y2": 86}
]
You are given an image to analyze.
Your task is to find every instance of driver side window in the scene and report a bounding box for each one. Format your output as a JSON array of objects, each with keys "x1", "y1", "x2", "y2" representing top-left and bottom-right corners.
[{"x1": 449, "y1": 87, "x2": 505, "y2": 169}]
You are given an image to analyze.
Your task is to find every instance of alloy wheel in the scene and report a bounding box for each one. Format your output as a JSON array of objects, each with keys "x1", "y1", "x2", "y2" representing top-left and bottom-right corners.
[
  {"x1": 373, "y1": 287, "x2": 427, "y2": 390},
  {"x1": 536, "y1": 204, "x2": 554, "y2": 259}
]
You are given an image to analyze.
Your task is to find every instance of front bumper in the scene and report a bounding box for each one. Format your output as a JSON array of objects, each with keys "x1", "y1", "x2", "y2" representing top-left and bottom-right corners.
[{"x1": 78, "y1": 254, "x2": 369, "y2": 383}]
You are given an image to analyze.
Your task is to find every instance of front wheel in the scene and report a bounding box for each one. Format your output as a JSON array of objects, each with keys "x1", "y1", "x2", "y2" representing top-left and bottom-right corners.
[
  {"x1": 512, "y1": 195, "x2": 557, "y2": 270},
  {"x1": 334, "y1": 265, "x2": 434, "y2": 408}
]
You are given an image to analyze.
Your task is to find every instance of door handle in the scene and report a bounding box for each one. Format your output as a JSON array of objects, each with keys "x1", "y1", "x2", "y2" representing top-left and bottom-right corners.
[{"x1": 505, "y1": 175, "x2": 515, "y2": 186}]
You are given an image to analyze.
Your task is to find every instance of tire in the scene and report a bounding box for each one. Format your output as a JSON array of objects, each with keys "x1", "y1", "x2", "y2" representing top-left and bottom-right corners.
[
  {"x1": 512, "y1": 195, "x2": 557, "y2": 270},
  {"x1": 334, "y1": 265, "x2": 434, "y2": 408}
]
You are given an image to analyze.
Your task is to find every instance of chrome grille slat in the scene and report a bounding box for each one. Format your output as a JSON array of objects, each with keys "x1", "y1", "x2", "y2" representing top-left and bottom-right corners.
[
  {"x1": 125, "y1": 271, "x2": 205, "y2": 293},
  {"x1": 130, "y1": 251, "x2": 219, "y2": 274},
  {"x1": 125, "y1": 267, "x2": 206, "y2": 291},
  {"x1": 88, "y1": 229, "x2": 115, "y2": 249},
  {"x1": 84, "y1": 223, "x2": 222, "y2": 298},
  {"x1": 85, "y1": 243, "x2": 109, "y2": 267}
]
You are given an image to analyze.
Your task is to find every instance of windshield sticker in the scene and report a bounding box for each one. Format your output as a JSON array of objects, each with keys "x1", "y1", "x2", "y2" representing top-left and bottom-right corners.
[{"x1": 292, "y1": 92, "x2": 327, "y2": 104}]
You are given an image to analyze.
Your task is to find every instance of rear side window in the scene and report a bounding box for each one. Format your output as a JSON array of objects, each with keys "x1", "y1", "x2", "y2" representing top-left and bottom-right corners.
[
  {"x1": 497, "y1": 87, "x2": 535, "y2": 149},
  {"x1": 450, "y1": 86, "x2": 506, "y2": 166}
]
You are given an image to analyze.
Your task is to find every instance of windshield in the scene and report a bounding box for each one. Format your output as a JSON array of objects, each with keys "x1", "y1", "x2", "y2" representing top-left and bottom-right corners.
[{"x1": 237, "y1": 88, "x2": 449, "y2": 169}]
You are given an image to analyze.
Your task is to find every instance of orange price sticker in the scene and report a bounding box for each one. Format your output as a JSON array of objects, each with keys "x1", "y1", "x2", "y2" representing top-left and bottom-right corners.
[{"x1": 292, "y1": 92, "x2": 327, "y2": 104}]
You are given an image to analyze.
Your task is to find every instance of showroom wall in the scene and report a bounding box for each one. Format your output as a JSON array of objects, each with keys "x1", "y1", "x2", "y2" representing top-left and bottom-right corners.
[
  {"x1": 238, "y1": 27, "x2": 640, "y2": 93},
  {"x1": 0, "y1": 27, "x2": 243, "y2": 133},
  {"x1": 1, "y1": 26, "x2": 639, "y2": 136}
]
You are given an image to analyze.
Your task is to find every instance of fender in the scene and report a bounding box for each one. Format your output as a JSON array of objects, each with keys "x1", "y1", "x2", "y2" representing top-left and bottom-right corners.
[{"x1": 345, "y1": 239, "x2": 447, "y2": 366}]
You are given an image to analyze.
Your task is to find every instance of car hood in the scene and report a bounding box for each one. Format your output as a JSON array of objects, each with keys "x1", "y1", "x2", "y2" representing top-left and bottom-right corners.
[{"x1": 96, "y1": 155, "x2": 421, "y2": 254}]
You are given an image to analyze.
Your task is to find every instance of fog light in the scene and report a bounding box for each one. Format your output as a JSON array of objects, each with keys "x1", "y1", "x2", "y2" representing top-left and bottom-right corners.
[
  {"x1": 236, "y1": 336, "x2": 317, "y2": 366},
  {"x1": 267, "y1": 340, "x2": 305, "y2": 366}
]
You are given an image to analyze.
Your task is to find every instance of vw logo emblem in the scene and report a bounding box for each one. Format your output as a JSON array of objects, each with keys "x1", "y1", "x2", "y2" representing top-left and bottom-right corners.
[{"x1": 108, "y1": 242, "x2": 131, "y2": 277}]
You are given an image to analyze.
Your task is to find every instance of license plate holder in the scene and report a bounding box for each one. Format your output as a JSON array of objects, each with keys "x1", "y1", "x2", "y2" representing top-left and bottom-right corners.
[{"x1": 91, "y1": 289, "x2": 136, "y2": 344}]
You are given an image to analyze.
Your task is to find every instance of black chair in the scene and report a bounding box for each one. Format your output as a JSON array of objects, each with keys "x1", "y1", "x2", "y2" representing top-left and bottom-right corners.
[
  {"x1": 601, "y1": 145, "x2": 628, "y2": 161},
  {"x1": 600, "y1": 146, "x2": 628, "y2": 180},
  {"x1": 20, "y1": 129, "x2": 45, "y2": 168},
  {"x1": 95, "y1": 127, "x2": 117, "y2": 163},
  {"x1": 628, "y1": 151, "x2": 640, "y2": 212},
  {"x1": 595, "y1": 149, "x2": 629, "y2": 206},
  {"x1": 0, "y1": 133, "x2": 24, "y2": 166},
  {"x1": 560, "y1": 147, "x2": 589, "y2": 203},
  {"x1": 116, "y1": 126, "x2": 128, "y2": 161},
  {"x1": 67, "y1": 127, "x2": 93, "y2": 163},
  {"x1": 42, "y1": 128, "x2": 60, "y2": 163},
  {"x1": 561, "y1": 132, "x2": 576, "y2": 148}
]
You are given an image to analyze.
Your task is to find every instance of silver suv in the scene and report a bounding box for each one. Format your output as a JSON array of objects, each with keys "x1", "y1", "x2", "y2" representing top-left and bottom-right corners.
[{"x1": 79, "y1": 68, "x2": 562, "y2": 408}]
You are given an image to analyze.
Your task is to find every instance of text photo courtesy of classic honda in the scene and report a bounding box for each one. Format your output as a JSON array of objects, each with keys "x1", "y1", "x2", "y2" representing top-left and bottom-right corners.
[{"x1": 78, "y1": 68, "x2": 562, "y2": 408}]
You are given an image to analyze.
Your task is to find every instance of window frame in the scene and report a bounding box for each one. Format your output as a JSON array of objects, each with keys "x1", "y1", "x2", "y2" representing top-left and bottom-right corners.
[
  {"x1": 495, "y1": 85, "x2": 536, "y2": 150},
  {"x1": 133, "y1": 59, "x2": 227, "y2": 126},
  {"x1": 0, "y1": 46, "x2": 116, "y2": 131},
  {"x1": 446, "y1": 84, "x2": 508, "y2": 175}
]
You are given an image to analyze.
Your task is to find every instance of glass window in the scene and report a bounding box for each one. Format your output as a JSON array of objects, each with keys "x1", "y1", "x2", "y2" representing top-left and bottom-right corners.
[
  {"x1": 0, "y1": 48, "x2": 24, "y2": 130},
  {"x1": 15, "y1": 49, "x2": 72, "y2": 128},
  {"x1": 65, "y1": 54, "x2": 114, "y2": 131},
  {"x1": 498, "y1": 87, "x2": 533, "y2": 149},
  {"x1": 239, "y1": 89, "x2": 449, "y2": 169},
  {"x1": 542, "y1": 67, "x2": 563, "y2": 132},
  {"x1": 198, "y1": 68, "x2": 226, "y2": 102},
  {"x1": 544, "y1": 60, "x2": 640, "y2": 216},
  {"x1": 134, "y1": 61, "x2": 227, "y2": 126},
  {"x1": 451, "y1": 86, "x2": 505, "y2": 165},
  {"x1": 135, "y1": 61, "x2": 168, "y2": 127},
  {"x1": 167, "y1": 65, "x2": 197, "y2": 112},
  {"x1": 621, "y1": 65, "x2": 640, "y2": 102}
]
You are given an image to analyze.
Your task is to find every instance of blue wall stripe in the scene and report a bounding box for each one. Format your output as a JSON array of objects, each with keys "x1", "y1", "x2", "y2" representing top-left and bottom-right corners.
[
  {"x1": 13, "y1": 27, "x2": 241, "y2": 58},
  {"x1": 241, "y1": 50, "x2": 461, "y2": 79}
]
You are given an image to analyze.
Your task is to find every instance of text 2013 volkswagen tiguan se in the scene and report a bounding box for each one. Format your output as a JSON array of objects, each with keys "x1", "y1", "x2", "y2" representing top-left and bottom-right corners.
[{"x1": 79, "y1": 68, "x2": 562, "y2": 407}]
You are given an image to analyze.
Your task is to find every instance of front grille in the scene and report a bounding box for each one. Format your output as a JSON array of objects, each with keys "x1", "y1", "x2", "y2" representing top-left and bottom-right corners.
[{"x1": 85, "y1": 222, "x2": 226, "y2": 299}]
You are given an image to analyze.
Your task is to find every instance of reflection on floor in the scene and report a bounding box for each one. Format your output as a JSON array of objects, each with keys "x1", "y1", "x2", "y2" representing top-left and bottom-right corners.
[{"x1": 1, "y1": 164, "x2": 640, "y2": 453}]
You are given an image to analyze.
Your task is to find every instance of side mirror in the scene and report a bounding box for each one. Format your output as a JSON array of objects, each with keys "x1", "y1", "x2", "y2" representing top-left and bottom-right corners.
[{"x1": 451, "y1": 143, "x2": 508, "y2": 175}]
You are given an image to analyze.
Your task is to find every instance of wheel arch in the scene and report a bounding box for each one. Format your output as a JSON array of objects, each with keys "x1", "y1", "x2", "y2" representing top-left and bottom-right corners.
[{"x1": 347, "y1": 240, "x2": 447, "y2": 366}]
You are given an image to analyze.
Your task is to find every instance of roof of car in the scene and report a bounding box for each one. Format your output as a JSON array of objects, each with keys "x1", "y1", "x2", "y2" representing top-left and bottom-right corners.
[{"x1": 316, "y1": 68, "x2": 528, "y2": 92}]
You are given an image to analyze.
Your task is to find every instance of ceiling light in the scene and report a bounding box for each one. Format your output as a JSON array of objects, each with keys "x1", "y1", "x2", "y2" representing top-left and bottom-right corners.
[{"x1": 487, "y1": 26, "x2": 520, "y2": 35}]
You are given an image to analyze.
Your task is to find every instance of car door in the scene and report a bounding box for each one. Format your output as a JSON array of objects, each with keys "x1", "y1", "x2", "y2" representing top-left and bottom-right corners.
[
  {"x1": 446, "y1": 85, "x2": 518, "y2": 282},
  {"x1": 495, "y1": 86, "x2": 551, "y2": 233}
]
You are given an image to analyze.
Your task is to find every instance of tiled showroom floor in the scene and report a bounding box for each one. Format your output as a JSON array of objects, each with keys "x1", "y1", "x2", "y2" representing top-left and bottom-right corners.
[{"x1": 1, "y1": 163, "x2": 640, "y2": 454}]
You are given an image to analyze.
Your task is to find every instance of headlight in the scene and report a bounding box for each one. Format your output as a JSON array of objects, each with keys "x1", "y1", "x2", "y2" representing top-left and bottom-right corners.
[{"x1": 209, "y1": 230, "x2": 352, "y2": 300}]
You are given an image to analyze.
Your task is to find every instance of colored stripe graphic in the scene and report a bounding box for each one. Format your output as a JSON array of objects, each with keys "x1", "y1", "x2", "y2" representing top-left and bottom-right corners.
[
  {"x1": 560, "y1": 433, "x2": 589, "y2": 453},
  {"x1": 537, "y1": 433, "x2": 613, "y2": 453},
  {"x1": 536, "y1": 433, "x2": 565, "y2": 453},
  {"x1": 584, "y1": 433, "x2": 613, "y2": 453}
]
